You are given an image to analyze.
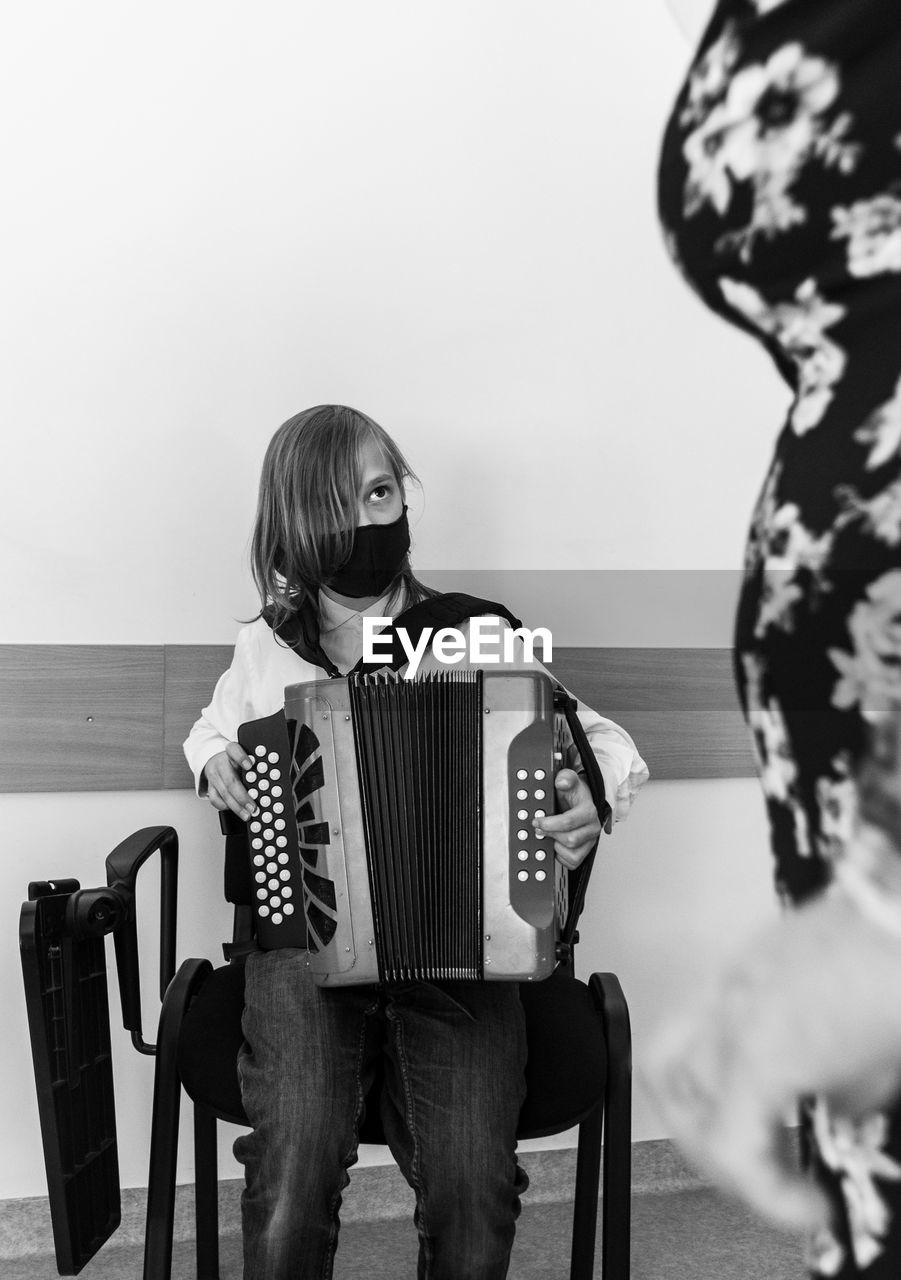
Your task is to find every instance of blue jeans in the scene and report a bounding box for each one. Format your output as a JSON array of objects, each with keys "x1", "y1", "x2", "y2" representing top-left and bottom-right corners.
[{"x1": 234, "y1": 949, "x2": 529, "y2": 1279}]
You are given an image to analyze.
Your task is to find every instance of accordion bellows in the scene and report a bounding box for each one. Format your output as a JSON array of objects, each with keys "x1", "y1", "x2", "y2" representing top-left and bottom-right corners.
[{"x1": 239, "y1": 670, "x2": 569, "y2": 984}]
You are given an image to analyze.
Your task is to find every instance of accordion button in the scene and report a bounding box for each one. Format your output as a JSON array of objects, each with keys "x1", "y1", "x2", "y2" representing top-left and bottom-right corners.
[
  {"x1": 259, "y1": 905, "x2": 270, "y2": 917},
  {"x1": 535, "y1": 870, "x2": 547, "y2": 882},
  {"x1": 534, "y1": 789, "x2": 546, "y2": 800},
  {"x1": 255, "y1": 746, "x2": 266, "y2": 758},
  {"x1": 272, "y1": 912, "x2": 283, "y2": 924},
  {"x1": 250, "y1": 820, "x2": 261, "y2": 832},
  {"x1": 517, "y1": 870, "x2": 529, "y2": 882},
  {"x1": 284, "y1": 903, "x2": 295, "y2": 915},
  {"x1": 266, "y1": 862, "x2": 277, "y2": 874},
  {"x1": 270, "y1": 768, "x2": 281, "y2": 781},
  {"x1": 260, "y1": 797, "x2": 271, "y2": 808},
  {"x1": 268, "y1": 752, "x2": 279, "y2": 763},
  {"x1": 271, "y1": 786, "x2": 283, "y2": 798},
  {"x1": 246, "y1": 771, "x2": 257, "y2": 784},
  {"x1": 255, "y1": 872, "x2": 266, "y2": 883},
  {"x1": 535, "y1": 850, "x2": 547, "y2": 861},
  {"x1": 276, "y1": 836, "x2": 287, "y2": 848},
  {"x1": 534, "y1": 769, "x2": 546, "y2": 780},
  {"x1": 256, "y1": 761, "x2": 268, "y2": 774},
  {"x1": 273, "y1": 802, "x2": 284, "y2": 814},
  {"x1": 516, "y1": 789, "x2": 528, "y2": 800},
  {"x1": 534, "y1": 809, "x2": 546, "y2": 819},
  {"x1": 517, "y1": 829, "x2": 529, "y2": 841},
  {"x1": 270, "y1": 895, "x2": 281, "y2": 908},
  {"x1": 274, "y1": 818, "x2": 286, "y2": 830},
  {"x1": 516, "y1": 769, "x2": 528, "y2": 780},
  {"x1": 256, "y1": 888, "x2": 267, "y2": 900},
  {"x1": 252, "y1": 838, "x2": 263, "y2": 850},
  {"x1": 258, "y1": 779, "x2": 270, "y2": 792},
  {"x1": 253, "y1": 855, "x2": 264, "y2": 866},
  {"x1": 280, "y1": 869, "x2": 290, "y2": 881},
  {"x1": 517, "y1": 809, "x2": 528, "y2": 821},
  {"x1": 278, "y1": 852, "x2": 289, "y2": 865},
  {"x1": 517, "y1": 851, "x2": 528, "y2": 862},
  {"x1": 268, "y1": 878, "x2": 279, "y2": 890},
  {"x1": 282, "y1": 886, "x2": 293, "y2": 898}
]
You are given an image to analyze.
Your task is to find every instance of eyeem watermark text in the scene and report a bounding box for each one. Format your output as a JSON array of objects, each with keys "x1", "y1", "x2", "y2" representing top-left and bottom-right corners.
[{"x1": 364, "y1": 617, "x2": 553, "y2": 679}]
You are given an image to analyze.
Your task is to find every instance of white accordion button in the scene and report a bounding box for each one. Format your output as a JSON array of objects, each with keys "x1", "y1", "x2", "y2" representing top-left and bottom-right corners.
[
  {"x1": 268, "y1": 751, "x2": 279, "y2": 763},
  {"x1": 516, "y1": 769, "x2": 528, "y2": 780},
  {"x1": 271, "y1": 785, "x2": 283, "y2": 798},
  {"x1": 270, "y1": 895, "x2": 281, "y2": 908},
  {"x1": 251, "y1": 838, "x2": 263, "y2": 850},
  {"x1": 253, "y1": 854, "x2": 264, "y2": 866},
  {"x1": 534, "y1": 789, "x2": 546, "y2": 800},
  {"x1": 517, "y1": 870, "x2": 529, "y2": 882},
  {"x1": 279, "y1": 869, "x2": 290, "y2": 881},
  {"x1": 256, "y1": 888, "x2": 267, "y2": 900},
  {"x1": 258, "y1": 779, "x2": 270, "y2": 792},
  {"x1": 255, "y1": 745, "x2": 266, "y2": 757},
  {"x1": 258, "y1": 905, "x2": 270, "y2": 917},
  {"x1": 534, "y1": 769, "x2": 546, "y2": 780},
  {"x1": 272, "y1": 912, "x2": 283, "y2": 924},
  {"x1": 276, "y1": 835, "x2": 287, "y2": 848},
  {"x1": 266, "y1": 862, "x2": 277, "y2": 874},
  {"x1": 256, "y1": 761, "x2": 268, "y2": 774},
  {"x1": 268, "y1": 878, "x2": 279, "y2": 890},
  {"x1": 273, "y1": 802, "x2": 284, "y2": 814},
  {"x1": 255, "y1": 871, "x2": 266, "y2": 883},
  {"x1": 517, "y1": 829, "x2": 528, "y2": 841},
  {"x1": 516, "y1": 789, "x2": 528, "y2": 800},
  {"x1": 270, "y1": 768, "x2": 281, "y2": 780},
  {"x1": 534, "y1": 809, "x2": 546, "y2": 819},
  {"x1": 250, "y1": 820, "x2": 261, "y2": 833},
  {"x1": 246, "y1": 771, "x2": 257, "y2": 784},
  {"x1": 284, "y1": 903, "x2": 294, "y2": 915},
  {"x1": 278, "y1": 852, "x2": 289, "y2": 865},
  {"x1": 517, "y1": 809, "x2": 528, "y2": 821},
  {"x1": 274, "y1": 818, "x2": 286, "y2": 830},
  {"x1": 282, "y1": 886, "x2": 293, "y2": 898},
  {"x1": 535, "y1": 870, "x2": 547, "y2": 882},
  {"x1": 260, "y1": 796, "x2": 271, "y2": 808},
  {"x1": 535, "y1": 849, "x2": 547, "y2": 861},
  {"x1": 517, "y1": 851, "x2": 528, "y2": 862}
]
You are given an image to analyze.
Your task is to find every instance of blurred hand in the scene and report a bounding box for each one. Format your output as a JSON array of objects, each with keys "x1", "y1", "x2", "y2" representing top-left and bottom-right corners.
[
  {"x1": 534, "y1": 769, "x2": 602, "y2": 869},
  {"x1": 202, "y1": 743, "x2": 259, "y2": 820},
  {"x1": 643, "y1": 891, "x2": 901, "y2": 1233}
]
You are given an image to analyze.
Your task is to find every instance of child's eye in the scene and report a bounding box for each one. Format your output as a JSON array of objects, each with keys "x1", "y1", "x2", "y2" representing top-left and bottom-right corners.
[{"x1": 368, "y1": 483, "x2": 392, "y2": 502}]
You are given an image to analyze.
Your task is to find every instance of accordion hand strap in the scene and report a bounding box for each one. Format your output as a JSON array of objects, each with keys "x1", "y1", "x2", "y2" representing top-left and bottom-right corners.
[{"x1": 555, "y1": 686, "x2": 613, "y2": 949}]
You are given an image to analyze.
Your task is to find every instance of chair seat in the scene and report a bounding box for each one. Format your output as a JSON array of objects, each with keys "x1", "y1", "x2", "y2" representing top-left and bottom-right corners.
[{"x1": 176, "y1": 962, "x2": 608, "y2": 1140}]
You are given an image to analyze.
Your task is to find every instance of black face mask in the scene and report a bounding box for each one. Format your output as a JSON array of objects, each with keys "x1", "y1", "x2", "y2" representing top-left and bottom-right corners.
[{"x1": 326, "y1": 506, "x2": 411, "y2": 599}]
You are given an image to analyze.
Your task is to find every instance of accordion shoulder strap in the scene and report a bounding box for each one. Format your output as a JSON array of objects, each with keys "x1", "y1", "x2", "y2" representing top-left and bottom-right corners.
[
  {"x1": 351, "y1": 592, "x2": 522, "y2": 674},
  {"x1": 554, "y1": 687, "x2": 613, "y2": 949}
]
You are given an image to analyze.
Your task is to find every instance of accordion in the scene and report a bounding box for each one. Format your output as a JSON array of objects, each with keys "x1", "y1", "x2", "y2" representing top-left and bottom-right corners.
[{"x1": 238, "y1": 669, "x2": 577, "y2": 984}]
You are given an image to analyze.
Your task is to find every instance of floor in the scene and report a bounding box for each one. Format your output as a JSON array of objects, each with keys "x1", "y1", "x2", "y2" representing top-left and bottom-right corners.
[{"x1": 3, "y1": 1185, "x2": 808, "y2": 1279}]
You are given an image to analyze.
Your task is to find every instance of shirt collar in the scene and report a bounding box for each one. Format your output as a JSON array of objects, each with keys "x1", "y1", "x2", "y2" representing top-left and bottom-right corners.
[{"x1": 317, "y1": 586, "x2": 400, "y2": 634}]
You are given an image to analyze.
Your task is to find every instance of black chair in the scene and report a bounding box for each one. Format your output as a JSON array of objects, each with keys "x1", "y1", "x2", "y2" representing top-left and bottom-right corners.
[{"x1": 120, "y1": 812, "x2": 632, "y2": 1280}]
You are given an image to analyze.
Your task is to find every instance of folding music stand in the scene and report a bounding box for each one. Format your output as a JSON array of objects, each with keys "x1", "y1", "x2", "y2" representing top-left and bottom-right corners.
[{"x1": 19, "y1": 828, "x2": 178, "y2": 1275}]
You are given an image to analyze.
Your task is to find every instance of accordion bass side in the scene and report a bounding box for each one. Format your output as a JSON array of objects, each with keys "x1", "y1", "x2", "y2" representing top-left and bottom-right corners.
[{"x1": 238, "y1": 669, "x2": 571, "y2": 984}]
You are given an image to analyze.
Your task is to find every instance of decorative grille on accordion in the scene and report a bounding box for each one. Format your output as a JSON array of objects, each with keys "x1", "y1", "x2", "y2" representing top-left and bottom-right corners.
[{"x1": 239, "y1": 669, "x2": 569, "y2": 984}]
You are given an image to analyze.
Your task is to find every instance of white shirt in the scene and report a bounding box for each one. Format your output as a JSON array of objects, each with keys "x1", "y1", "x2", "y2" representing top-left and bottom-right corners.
[{"x1": 183, "y1": 590, "x2": 649, "y2": 823}]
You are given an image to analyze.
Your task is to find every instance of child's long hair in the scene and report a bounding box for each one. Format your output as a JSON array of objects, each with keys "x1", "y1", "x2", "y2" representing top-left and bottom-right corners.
[{"x1": 250, "y1": 404, "x2": 434, "y2": 627}]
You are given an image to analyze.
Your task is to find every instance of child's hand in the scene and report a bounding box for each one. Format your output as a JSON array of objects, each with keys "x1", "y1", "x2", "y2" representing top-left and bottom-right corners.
[
  {"x1": 534, "y1": 769, "x2": 602, "y2": 869},
  {"x1": 203, "y1": 743, "x2": 259, "y2": 820}
]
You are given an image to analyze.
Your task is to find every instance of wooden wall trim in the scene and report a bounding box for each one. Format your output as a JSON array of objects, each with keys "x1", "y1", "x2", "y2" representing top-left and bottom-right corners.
[{"x1": 0, "y1": 645, "x2": 755, "y2": 794}]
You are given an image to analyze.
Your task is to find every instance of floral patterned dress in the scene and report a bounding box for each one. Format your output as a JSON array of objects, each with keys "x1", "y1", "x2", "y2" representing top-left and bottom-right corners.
[{"x1": 658, "y1": 0, "x2": 901, "y2": 1273}]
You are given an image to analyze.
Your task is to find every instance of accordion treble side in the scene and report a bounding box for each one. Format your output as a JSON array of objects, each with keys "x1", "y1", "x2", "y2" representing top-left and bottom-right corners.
[{"x1": 238, "y1": 669, "x2": 570, "y2": 984}]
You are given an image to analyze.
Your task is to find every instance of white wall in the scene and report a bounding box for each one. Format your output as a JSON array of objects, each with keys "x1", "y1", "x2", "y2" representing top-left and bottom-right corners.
[{"x1": 2, "y1": 0, "x2": 790, "y2": 1200}]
